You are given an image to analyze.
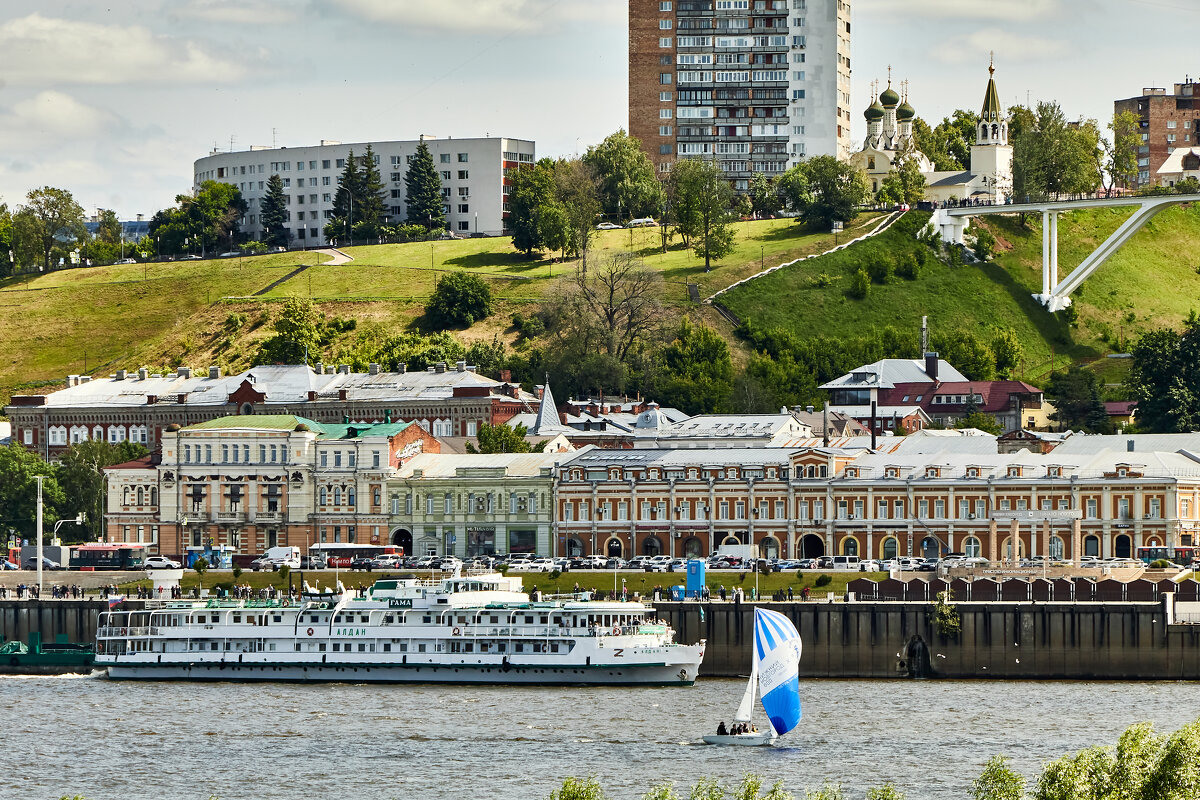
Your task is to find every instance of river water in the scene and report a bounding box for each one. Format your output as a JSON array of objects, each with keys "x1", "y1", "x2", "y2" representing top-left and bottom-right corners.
[{"x1": 3, "y1": 674, "x2": 1198, "y2": 800}]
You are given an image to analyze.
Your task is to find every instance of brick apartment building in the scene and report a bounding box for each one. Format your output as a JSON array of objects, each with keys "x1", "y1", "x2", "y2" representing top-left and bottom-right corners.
[
  {"x1": 629, "y1": 0, "x2": 853, "y2": 190},
  {"x1": 1114, "y1": 79, "x2": 1200, "y2": 189}
]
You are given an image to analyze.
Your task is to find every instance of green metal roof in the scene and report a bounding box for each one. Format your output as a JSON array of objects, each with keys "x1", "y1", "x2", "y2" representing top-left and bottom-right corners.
[
  {"x1": 865, "y1": 99, "x2": 885, "y2": 121},
  {"x1": 185, "y1": 415, "x2": 324, "y2": 432},
  {"x1": 879, "y1": 84, "x2": 900, "y2": 108},
  {"x1": 981, "y1": 70, "x2": 1002, "y2": 122},
  {"x1": 317, "y1": 421, "x2": 415, "y2": 440}
]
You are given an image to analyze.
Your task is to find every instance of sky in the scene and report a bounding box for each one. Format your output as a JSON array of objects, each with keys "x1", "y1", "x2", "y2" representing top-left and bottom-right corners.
[{"x1": 1, "y1": 0, "x2": 1198, "y2": 221}]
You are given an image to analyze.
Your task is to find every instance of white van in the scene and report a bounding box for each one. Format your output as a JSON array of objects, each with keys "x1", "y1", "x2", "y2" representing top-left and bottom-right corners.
[{"x1": 829, "y1": 556, "x2": 861, "y2": 571}]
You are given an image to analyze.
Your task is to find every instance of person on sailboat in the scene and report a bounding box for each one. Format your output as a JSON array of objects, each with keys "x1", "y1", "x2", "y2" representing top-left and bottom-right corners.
[{"x1": 717, "y1": 721, "x2": 727, "y2": 736}]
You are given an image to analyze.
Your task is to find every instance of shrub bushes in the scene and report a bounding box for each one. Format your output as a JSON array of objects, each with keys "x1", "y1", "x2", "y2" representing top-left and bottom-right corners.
[{"x1": 848, "y1": 268, "x2": 871, "y2": 299}]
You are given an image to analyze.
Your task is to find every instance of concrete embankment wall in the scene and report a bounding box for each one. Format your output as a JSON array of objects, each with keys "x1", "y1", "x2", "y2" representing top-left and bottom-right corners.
[
  {"x1": 0, "y1": 601, "x2": 107, "y2": 645},
  {"x1": 655, "y1": 601, "x2": 1200, "y2": 680},
  {"x1": 7, "y1": 600, "x2": 1200, "y2": 680}
]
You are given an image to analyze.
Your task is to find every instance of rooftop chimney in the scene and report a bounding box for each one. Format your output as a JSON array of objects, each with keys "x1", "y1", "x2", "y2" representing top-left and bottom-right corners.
[
  {"x1": 79, "y1": 375, "x2": 91, "y2": 383},
  {"x1": 66, "y1": 375, "x2": 78, "y2": 387},
  {"x1": 316, "y1": 363, "x2": 325, "y2": 375},
  {"x1": 435, "y1": 362, "x2": 447, "y2": 374},
  {"x1": 208, "y1": 366, "x2": 221, "y2": 379},
  {"x1": 339, "y1": 365, "x2": 350, "y2": 375},
  {"x1": 368, "y1": 362, "x2": 380, "y2": 375},
  {"x1": 456, "y1": 360, "x2": 467, "y2": 372},
  {"x1": 177, "y1": 367, "x2": 192, "y2": 379},
  {"x1": 138, "y1": 368, "x2": 148, "y2": 380},
  {"x1": 115, "y1": 370, "x2": 127, "y2": 380},
  {"x1": 924, "y1": 352, "x2": 939, "y2": 382}
]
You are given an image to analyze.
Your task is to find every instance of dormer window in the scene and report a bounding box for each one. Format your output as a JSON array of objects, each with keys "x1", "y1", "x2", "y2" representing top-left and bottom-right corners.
[
  {"x1": 885, "y1": 468, "x2": 898, "y2": 479},
  {"x1": 726, "y1": 468, "x2": 737, "y2": 479},
  {"x1": 846, "y1": 468, "x2": 858, "y2": 478},
  {"x1": 1048, "y1": 466, "x2": 1062, "y2": 478},
  {"x1": 966, "y1": 468, "x2": 979, "y2": 479},
  {"x1": 1008, "y1": 466, "x2": 1021, "y2": 478},
  {"x1": 1118, "y1": 468, "x2": 1128, "y2": 478},
  {"x1": 926, "y1": 467, "x2": 939, "y2": 479}
]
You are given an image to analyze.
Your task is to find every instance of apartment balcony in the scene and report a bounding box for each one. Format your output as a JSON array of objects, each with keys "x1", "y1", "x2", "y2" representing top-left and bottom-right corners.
[
  {"x1": 215, "y1": 511, "x2": 245, "y2": 523},
  {"x1": 252, "y1": 511, "x2": 283, "y2": 524}
]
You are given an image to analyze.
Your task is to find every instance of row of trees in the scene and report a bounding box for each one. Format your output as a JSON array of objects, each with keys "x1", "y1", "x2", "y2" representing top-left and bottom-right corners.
[{"x1": 0, "y1": 439, "x2": 147, "y2": 541}]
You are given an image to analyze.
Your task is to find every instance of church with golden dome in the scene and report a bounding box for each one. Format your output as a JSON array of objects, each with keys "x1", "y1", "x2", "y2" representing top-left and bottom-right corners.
[{"x1": 848, "y1": 60, "x2": 1013, "y2": 205}]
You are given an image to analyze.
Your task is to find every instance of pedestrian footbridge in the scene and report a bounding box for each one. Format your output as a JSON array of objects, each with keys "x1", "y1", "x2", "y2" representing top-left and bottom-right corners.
[{"x1": 931, "y1": 194, "x2": 1200, "y2": 312}]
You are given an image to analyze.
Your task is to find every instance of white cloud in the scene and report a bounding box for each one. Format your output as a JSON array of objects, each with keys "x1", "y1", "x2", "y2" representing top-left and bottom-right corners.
[
  {"x1": 0, "y1": 14, "x2": 249, "y2": 85},
  {"x1": 8, "y1": 91, "x2": 119, "y2": 138},
  {"x1": 322, "y1": 0, "x2": 619, "y2": 34},
  {"x1": 937, "y1": 28, "x2": 1070, "y2": 65},
  {"x1": 171, "y1": 0, "x2": 299, "y2": 25},
  {"x1": 856, "y1": 0, "x2": 1061, "y2": 22}
]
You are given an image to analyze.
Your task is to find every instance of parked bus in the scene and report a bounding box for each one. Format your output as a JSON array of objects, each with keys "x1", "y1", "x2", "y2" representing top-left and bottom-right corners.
[
  {"x1": 1136, "y1": 546, "x2": 1198, "y2": 566},
  {"x1": 69, "y1": 544, "x2": 147, "y2": 570},
  {"x1": 307, "y1": 543, "x2": 402, "y2": 568}
]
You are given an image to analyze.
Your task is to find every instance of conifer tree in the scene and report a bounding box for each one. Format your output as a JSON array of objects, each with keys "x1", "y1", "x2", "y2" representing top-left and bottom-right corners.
[
  {"x1": 358, "y1": 143, "x2": 387, "y2": 239},
  {"x1": 330, "y1": 150, "x2": 362, "y2": 244},
  {"x1": 405, "y1": 140, "x2": 446, "y2": 231},
  {"x1": 260, "y1": 173, "x2": 291, "y2": 247}
]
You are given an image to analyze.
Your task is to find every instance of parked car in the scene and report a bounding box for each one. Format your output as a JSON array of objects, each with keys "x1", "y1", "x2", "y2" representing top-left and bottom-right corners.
[
  {"x1": 217, "y1": 251, "x2": 240, "y2": 258},
  {"x1": 178, "y1": 254, "x2": 203, "y2": 260},
  {"x1": 626, "y1": 217, "x2": 658, "y2": 227},
  {"x1": 2, "y1": 560, "x2": 19, "y2": 570},
  {"x1": 438, "y1": 556, "x2": 463, "y2": 572},
  {"x1": 370, "y1": 555, "x2": 401, "y2": 570},
  {"x1": 595, "y1": 222, "x2": 621, "y2": 230},
  {"x1": 645, "y1": 555, "x2": 673, "y2": 572},
  {"x1": 300, "y1": 554, "x2": 326, "y2": 569},
  {"x1": 114, "y1": 257, "x2": 137, "y2": 265},
  {"x1": 917, "y1": 558, "x2": 939, "y2": 572},
  {"x1": 23, "y1": 556, "x2": 60, "y2": 570},
  {"x1": 144, "y1": 556, "x2": 182, "y2": 570},
  {"x1": 414, "y1": 556, "x2": 440, "y2": 569},
  {"x1": 350, "y1": 556, "x2": 376, "y2": 571}
]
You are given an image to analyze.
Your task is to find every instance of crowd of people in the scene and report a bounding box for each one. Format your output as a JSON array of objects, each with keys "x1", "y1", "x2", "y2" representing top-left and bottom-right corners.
[{"x1": 715, "y1": 721, "x2": 760, "y2": 736}]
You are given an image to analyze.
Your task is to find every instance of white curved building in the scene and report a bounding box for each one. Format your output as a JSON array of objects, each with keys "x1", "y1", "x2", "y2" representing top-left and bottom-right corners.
[{"x1": 193, "y1": 136, "x2": 536, "y2": 246}]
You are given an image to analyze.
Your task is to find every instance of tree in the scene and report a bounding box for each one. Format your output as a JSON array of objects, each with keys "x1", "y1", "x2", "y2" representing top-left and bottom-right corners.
[
  {"x1": 1128, "y1": 316, "x2": 1200, "y2": 432},
  {"x1": 1106, "y1": 110, "x2": 1141, "y2": 195},
  {"x1": 254, "y1": 297, "x2": 325, "y2": 365},
  {"x1": 1013, "y1": 101, "x2": 1103, "y2": 202},
  {"x1": 0, "y1": 444, "x2": 64, "y2": 539},
  {"x1": 356, "y1": 143, "x2": 387, "y2": 240},
  {"x1": 556, "y1": 158, "x2": 602, "y2": 271},
  {"x1": 260, "y1": 174, "x2": 291, "y2": 247},
  {"x1": 95, "y1": 209, "x2": 123, "y2": 246},
  {"x1": 670, "y1": 158, "x2": 735, "y2": 271},
  {"x1": 958, "y1": 411, "x2": 1003, "y2": 435},
  {"x1": 932, "y1": 329, "x2": 996, "y2": 381},
  {"x1": 1045, "y1": 365, "x2": 1111, "y2": 432},
  {"x1": 973, "y1": 225, "x2": 996, "y2": 261},
  {"x1": 0, "y1": 204, "x2": 12, "y2": 278},
  {"x1": 583, "y1": 129, "x2": 662, "y2": 221},
  {"x1": 778, "y1": 155, "x2": 869, "y2": 229},
  {"x1": 991, "y1": 328, "x2": 1024, "y2": 379},
  {"x1": 329, "y1": 150, "x2": 363, "y2": 244},
  {"x1": 559, "y1": 252, "x2": 665, "y2": 361},
  {"x1": 464, "y1": 422, "x2": 547, "y2": 454},
  {"x1": 405, "y1": 141, "x2": 446, "y2": 231},
  {"x1": 749, "y1": 173, "x2": 782, "y2": 218},
  {"x1": 848, "y1": 267, "x2": 871, "y2": 299},
  {"x1": 656, "y1": 318, "x2": 734, "y2": 414},
  {"x1": 913, "y1": 111, "x2": 978, "y2": 171},
  {"x1": 508, "y1": 159, "x2": 558, "y2": 257},
  {"x1": 58, "y1": 440, "x2": 149, "y2": 541},
  {"x1": 19, "y1": 186, "x2": 86, "y2": 271},
  {"x1": 426, "y1": 272, "x2": 492, "y2": 329},
  {"x1": 972, "y1": 755, "x2": 1024, "y2": 800},
  {"x1": 549, "y1": 776, "x2": 608, "y2": 800}
]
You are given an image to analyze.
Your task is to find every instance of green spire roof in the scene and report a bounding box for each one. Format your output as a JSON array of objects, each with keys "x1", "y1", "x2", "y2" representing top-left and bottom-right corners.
[
  {"x1": 897, "y1": 100, "x2": 915, "y2": 121},
  {"x1": 981, "y1": 63, "x2": 1001, "y2": 122},
  {"x1": 865, "y1": 98, "x2": 885, "y2": 121},
  {"x1": 879, "y1": 83, "x2": 900, "y2": 108}
]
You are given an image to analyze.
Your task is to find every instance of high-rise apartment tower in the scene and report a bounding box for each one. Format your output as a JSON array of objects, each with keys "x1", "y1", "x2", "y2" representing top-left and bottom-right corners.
[
  {"x1": 1114, "y1": 80, "x2": 1200, "y2": 189},
  {"x1": 629, "y1": 0, "x2": 852, "y2": 190}
]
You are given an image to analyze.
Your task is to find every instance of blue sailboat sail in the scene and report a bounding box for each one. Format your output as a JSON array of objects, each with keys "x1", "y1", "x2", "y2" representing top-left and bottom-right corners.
[{"x1": 753, "y1": 608, "x2": 803, "y2": 737}]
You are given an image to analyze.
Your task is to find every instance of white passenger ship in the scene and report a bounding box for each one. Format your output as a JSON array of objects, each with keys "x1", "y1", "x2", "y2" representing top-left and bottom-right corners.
[{"x1": 96, "y1": 571, "x2": 705, "y2": 685}]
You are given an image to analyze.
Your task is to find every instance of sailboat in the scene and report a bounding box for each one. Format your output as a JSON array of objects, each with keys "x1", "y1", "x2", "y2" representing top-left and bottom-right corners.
[{"x1": 703, "y1": 608, "x2": 803, "y2": 747}]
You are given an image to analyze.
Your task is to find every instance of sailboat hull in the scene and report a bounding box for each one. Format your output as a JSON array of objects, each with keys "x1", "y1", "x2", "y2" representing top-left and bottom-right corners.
[{"x1": 701, "y1": 732, "x2": 775, "y2": 747}]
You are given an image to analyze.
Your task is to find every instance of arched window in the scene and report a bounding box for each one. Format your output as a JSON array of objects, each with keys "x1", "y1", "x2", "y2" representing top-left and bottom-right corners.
[
  {"x1": 136, "y1": 486, "x2": 144, "y2": 505},
  {"x1": 683, "y1": 536, "x2": 703, "y2": 558},
  {"x1": 1049, "y1": 536, "x2": 1064, "y2": 560},
  {"x1": 761, "y1": 536, "x2": 780, "y2": 559},
  {"x1": 122, "y1": 486, "x2": 131, "y2": 505},
  {"x1": 347, "y1": 487, "x2": 356, "y2": 508},
  {"x1": 992, "y1": 123, "x2": 999, "y2": 139},
  {"x1": 1084, "y1": 535, "x2": 1100, "y2": 557},
  {"x1": 882, "y1": 537, "x2": 898, "y2": 560},
  {"x1": 334, "y1": 487, "x2": 342, "y2": 506},
  {"x1": 842, "y1": 536, "x2": 859, "y2": 557},
  {"x1": 150, "y1": 487, "x2": 158, "y2": 506},
  {"x1": 319, "y1": 487, "x2": 328, "y2": 505},
  {"x1": 964, "y1": 536, "x2": 981, "y2": 558}
]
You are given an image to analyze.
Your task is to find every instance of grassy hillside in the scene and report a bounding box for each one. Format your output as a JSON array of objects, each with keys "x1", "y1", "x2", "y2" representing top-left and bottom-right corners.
[
  {"x1": 0, "y1": 215, "x2": 880, "y2": 407},
  {"x1": 719, "y1": 204, "x2": 1200, "y2": 385},
  {"x1": 3, "y1": 202, "x2": 1198, "y2": 410}
]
